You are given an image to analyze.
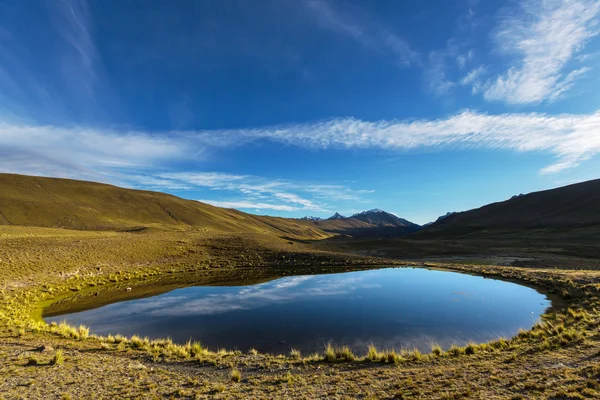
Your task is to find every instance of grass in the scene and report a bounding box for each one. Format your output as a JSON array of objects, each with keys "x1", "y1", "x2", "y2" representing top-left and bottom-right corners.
[
  {"x1": 289, "y1": 348, "x2": 301, "y2": 359},
  {"x1": 1, "y1": 224, "x2": 600, "y2": 398},
  {"x1": 0, "y1": 173, "x2": 333, "y2": 240},
  {"x1": 51, "y1": 349, "x2": 64, "y2": 366},
  {"x1": 230, "y1": 368, "x2": 241, "y2": 383}
]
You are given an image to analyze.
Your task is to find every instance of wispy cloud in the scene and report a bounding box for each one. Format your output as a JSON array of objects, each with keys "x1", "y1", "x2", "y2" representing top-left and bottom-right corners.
[
  {"x1": 306, "y1": 0, "x2": 419, "y2": 67},
  {"x1": 192, "y1": 110, "x2": 600, "y2": 174},
  {"x1": 49, "y1": 0, "x2": 99, "y2": 102},
  {"x1": 2, "y1": 109, "x2": 600, "y2": 183},
  {"x1": 0, "y1": 0, "x2": 112, "y2": 123},
  {"x1": 481, "y1": 0, "x2": 600, "y2": 104},
  {"x1": 199, "y1": 200, "x2": 300, "y2": 212},
  {"x1": 424, "y1": 1, "x2": 479, "y2": 95},
  {"x1": 139, "y1": 172, "x2": 370, "y2": 213}
]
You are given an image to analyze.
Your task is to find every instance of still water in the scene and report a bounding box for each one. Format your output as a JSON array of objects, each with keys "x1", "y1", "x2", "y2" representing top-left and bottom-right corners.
[{"x1": 46, "y1": 267, "x2": 550, "y2": 354}]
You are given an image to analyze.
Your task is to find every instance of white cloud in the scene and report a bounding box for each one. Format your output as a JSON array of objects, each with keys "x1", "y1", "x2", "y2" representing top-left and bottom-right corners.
[
  {"x1": 483, "y1": 0, "x2": 600, "y2": 104},
  {"x1": 193, "y1": 110, "x2": 600, "y2": 174},
  {"x1": 2, "y1": 109, "x2": 600, "y2": 196},
  {"x1": 306, "y1": 0, "x2": 419, "y2": 67},
  {"x1": 0, "y1": 123, "x2": 185, "y2": 182},
  {"x1": 461, "y1": 65, "x2": 486, "y2": 87},
  {"x1": 147, "y1": 172, "x2": 353, "y2": 212},
  {"x1": 198, "y1": 200, "x2": 300, "y2": 212}
]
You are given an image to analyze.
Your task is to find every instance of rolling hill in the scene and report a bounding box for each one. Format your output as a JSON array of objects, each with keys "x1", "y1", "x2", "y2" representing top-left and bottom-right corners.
[
  {"x1": 418, "y1": 179, "x2": 600, "y2": 238},
  {"x1": 0, "y1": 173, "x2": 330, "y2": 239}
]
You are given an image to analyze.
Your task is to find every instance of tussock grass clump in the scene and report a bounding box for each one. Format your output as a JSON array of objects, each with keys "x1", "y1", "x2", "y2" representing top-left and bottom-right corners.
[
  {"x1": 230, "y1": 367, "x2": 241, "y2": 382},
  {"x1": 290, "y1": 348, "x2": 301, "y2": 359},
  {"x1": 431, "y1": 343, "x2": 442, "y2": 356},
  {"x1": 51, "y1": 349, "x2": 64, "y2": 366},
  {"x1": 448, "y1": 344, "x2": 465, "y2": 357},
  {"x1": 323, "y1": 344, "x2": 356, "y2": 362},
  {"x1": 490, "y1": 337, "x2": 509, "y2": 350},
  {"x1": 367, "y1": 344, "x2": 380, "y2": 361},
  {"x1": 214, "y1": 382, "x2": 226, "y2": 393},
  {"x1": 382, "y1": 350, "x2": 404, "y2": 364},
  {"x1": 464, "y1": 342, "x2": 478, "y2": 355},
  {"x1": 336, "y1": 346, "x2": 356, "y2": 361},
  {"x1": 189, "y1": 341, "x2": 204, "y2": 357},
  {"x1": 77, "y1": 325, "x2": 89, "y2": 339},
  {"x1": 324, "y1": 343, "x2": 336, "y2": 362},
  {"x1": 411, "y1": 348, "x2": 423, "y2": 361}
]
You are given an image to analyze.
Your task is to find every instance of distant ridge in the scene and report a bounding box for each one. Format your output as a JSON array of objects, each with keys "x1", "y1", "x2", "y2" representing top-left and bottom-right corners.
[
  {"x1": 300, "y1": 209, "x2": 421, "y2": 238},
  {"x1": 299, "y1": 216, "x2": 322, "y2": 221},
  {"x1": 418, "y1": 179, "x2": 600, "y2": 237}
]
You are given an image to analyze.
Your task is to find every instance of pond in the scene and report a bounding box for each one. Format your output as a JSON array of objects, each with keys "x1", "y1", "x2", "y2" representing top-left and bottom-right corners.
[{"x1": 45, "y1": 267, "x2": 550, "y2": 354}]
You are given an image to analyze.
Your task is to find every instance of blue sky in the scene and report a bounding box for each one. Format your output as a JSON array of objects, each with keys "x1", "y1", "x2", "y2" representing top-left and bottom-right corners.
[{"x1": 1, "y1": 0, "x2": 600, "y2": 224}]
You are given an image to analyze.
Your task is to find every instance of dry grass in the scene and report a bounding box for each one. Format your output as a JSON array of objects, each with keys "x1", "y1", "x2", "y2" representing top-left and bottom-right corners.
[{"x1": 1, "y1": 226, "x2": 600, "y2": 399}]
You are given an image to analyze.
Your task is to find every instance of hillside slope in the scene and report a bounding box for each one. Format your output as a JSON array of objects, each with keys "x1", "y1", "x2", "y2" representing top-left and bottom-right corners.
[
  {"x1": 418, "y1": 179, "x2": 600, "y2": 237},
  {"x1": 0, "y1": 174, "x2": 330, "y2": 239}
]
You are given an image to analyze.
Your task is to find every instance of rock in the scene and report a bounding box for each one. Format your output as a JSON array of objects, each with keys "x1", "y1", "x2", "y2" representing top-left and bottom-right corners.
[{"x1": 36, "y1": 345, "x2": 54, "y2": 353}]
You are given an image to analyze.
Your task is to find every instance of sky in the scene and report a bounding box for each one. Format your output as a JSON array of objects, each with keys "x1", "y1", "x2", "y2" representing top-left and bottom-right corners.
[{"x1": 1, "y1": 0, "x2": 600, "y2": 224}]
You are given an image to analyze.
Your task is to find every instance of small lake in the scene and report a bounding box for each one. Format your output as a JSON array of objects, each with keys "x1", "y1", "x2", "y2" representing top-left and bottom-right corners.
[{"x1": 46, "y1": 267, "x2": 550, "y2": 354}]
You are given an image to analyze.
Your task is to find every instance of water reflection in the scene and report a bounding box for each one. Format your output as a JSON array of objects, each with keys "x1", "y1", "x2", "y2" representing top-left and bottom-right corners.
[{"x1": 46, "y1": 267, "x2": 550, "y2": 354}]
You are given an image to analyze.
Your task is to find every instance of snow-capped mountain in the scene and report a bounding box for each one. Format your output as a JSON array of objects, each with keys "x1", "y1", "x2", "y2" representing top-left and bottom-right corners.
[
  {"x1": 349, "y1": 209, "x2": 420, "y2": 228},
  {"x1": 299, "y1": 216, "x2": 322, "y2": 221},
  {"x1": 351, "y1": 208, "x2": 385, "y2": 217}
]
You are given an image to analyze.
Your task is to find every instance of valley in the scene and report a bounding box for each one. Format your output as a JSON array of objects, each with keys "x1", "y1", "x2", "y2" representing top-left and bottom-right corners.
[{"x1": 0, "y1": 174, "x2": 600, "y2": 399}]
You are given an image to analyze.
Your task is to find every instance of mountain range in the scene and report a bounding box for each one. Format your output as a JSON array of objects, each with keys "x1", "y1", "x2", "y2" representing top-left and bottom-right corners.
[
  {"x1": 1, "y1": 173, "x2": 599, "y2": 242},
  {"x1": 298, "y1": 209, "x2": 421, "y2": 238}
]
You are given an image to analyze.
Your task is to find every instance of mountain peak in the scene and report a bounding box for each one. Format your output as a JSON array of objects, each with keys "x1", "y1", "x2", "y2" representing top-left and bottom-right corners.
[
  {"x1": 328, "y1": 212, "x2": 346, "y2": 220},
  {"x1": 351, "y1": 209, "x2": 386, "y2": 217},
  {"x1": 299, "y1": 216, "x2": 322, "y2": 221}
]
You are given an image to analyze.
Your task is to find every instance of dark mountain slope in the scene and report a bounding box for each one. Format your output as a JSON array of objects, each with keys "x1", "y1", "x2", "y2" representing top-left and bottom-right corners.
[{"x1": 418, "y1": 179, "x2": 600, "y2": 237}]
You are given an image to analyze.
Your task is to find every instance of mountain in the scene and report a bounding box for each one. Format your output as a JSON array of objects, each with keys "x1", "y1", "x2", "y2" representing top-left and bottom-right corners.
[
  {"x1": 299, "y1": 216, "x2": 322, "y2": 221},
  {"x1": 301, "y1": 209, "x2": 420, "y2": 238},
  {"x1": 350, "y1": 209, "x2": 420, "y2": 228},
  {"x1": 422, "y1": 212, "x2": 456, "y2": 227},
  {"x1": 418, "y1": 179, "x2": 600, "y2": 238},
  {"x1": 0, "y1": 174, "x2": 331, "y2": 240}
]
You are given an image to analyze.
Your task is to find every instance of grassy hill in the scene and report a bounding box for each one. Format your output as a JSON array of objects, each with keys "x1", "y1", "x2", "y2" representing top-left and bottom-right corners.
[
  {"x1": 0, "y1": 174, "x2": 330, "y2": 239},
  {"x1": 418, "y1": 179, "x2": 600, "y2": 238}
]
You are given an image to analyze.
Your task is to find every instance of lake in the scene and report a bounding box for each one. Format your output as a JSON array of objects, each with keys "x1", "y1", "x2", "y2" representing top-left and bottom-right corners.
[{"x1": 45, "y1": 267, "x2": 550, "y2": 354}]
